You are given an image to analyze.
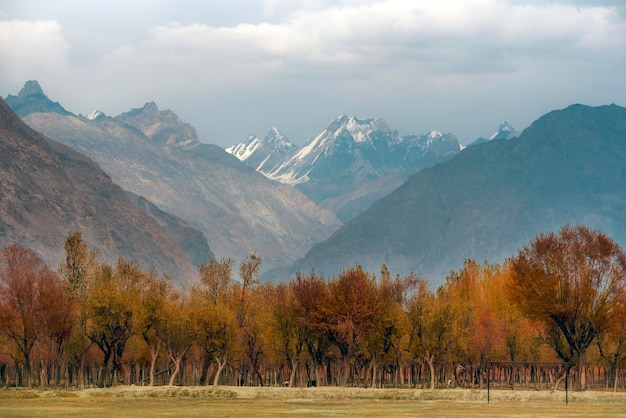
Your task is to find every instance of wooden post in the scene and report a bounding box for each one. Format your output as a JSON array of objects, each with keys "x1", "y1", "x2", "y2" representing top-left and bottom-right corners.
[{"x1": 487, "y1": 363, "x2": 491, "y2": 404}]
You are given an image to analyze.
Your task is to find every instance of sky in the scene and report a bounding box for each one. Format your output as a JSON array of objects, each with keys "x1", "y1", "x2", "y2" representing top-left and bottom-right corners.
[{"x1": 1, "y1": 0, "x2": 625, "y2": 147}]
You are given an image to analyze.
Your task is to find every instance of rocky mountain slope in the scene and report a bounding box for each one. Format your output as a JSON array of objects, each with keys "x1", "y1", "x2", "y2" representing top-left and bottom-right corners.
[
  {"x1": 294, "y1": 104, "x2": 626, "y2": 286},
  {"x1": 228, "y1": 115, "x2": 460, "y2": 221},
  {"x1": 0, "y1": 97, "x2": 212, "y2": 284},
  {"x1": 8, "y1": 81, "x2": 340, "y2": 274}
]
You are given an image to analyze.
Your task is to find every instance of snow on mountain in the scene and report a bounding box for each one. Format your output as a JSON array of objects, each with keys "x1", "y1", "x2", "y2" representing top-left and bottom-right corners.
[
  {"x1": 226, "y1": 127, "x2": 297, "y2": 173},
  {"x1": 86, "y1": 110, "x2": 105, "y2": 121},
  {"x1": 468, "y1": 121, "x2": 520, "y2": 147},
  {"x1": 226, "y1": 134, "x2": 263, "y2": 160},
  {"x1": 489, "y1": 121, "x2": 519, "y2": 140},
  {"x1": 264, "y1": 115, "x2": 399, "y2": 184},
  {"x1": 228, "y1": 115, "x2": 460, "y2": 188},
  {"x1": 226, "y1": 114, "x2": 460, "y2": 220}
]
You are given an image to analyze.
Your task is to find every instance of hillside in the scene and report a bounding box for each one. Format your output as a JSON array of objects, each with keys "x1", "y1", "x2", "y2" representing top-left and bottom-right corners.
[
  {"x1": 9, "y1": 82, "x2": 340, "y2": 272},
  {"x1": 296, "y1": 104, "x2": 626, "y2": 285},
  {"x1": 0, "y1": 97, "x2": 212, "y2": 283}
]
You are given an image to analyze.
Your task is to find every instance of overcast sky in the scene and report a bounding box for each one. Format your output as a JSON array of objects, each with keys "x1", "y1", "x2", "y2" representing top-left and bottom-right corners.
[{"x1": 1, "y1": 0, "x2": 625, "y2": 147}]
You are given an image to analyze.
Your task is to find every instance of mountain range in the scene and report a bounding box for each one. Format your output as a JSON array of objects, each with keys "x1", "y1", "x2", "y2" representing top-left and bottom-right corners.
[
  {"x1": 0, "y1": 96, "x2": 211, "y2": 284},
  {"x1": 5, "y1": 80, "x2": 625, "y2": 288},
  {"x1": 294, "y1": 103, "x2": 626, "y2": 285},
  {"x1": 227, "y1": 116, "x2": 461, "y2": 221},
  {"x1": 7, "y1": 81, "x2": 340, "y2": 274}
]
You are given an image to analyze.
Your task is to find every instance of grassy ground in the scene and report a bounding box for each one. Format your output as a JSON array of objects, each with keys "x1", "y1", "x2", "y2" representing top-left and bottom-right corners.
[{"x1": 1, "y1": 386, "x2": 626, "y2": 417}]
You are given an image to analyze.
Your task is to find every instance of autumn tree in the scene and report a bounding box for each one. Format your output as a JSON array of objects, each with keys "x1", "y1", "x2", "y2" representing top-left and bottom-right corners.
[
  {"x1": 58, "y1": 231, "x2": 98, "y2": 300},
  {"x1": 136, "y1": 270, "x2": 170, "y2": 386},
  {"x1": 595, "y1": 289, "x2": 626, "y2": 392},
  {"x1": 194, "y1": 258, "x2": 238, "y2": 386},
  {"x1": 200, "y1": 257, "x2": 233, "y2": 305},
  {"x1": 291, "y1": 271, "x2": 333, "y2": 386},
  {"x1": 37, "y1": 269, "x2": 75, "y2": 388},
  {"x1": 366, "y1": 268, "x2": 417, "y2": 388},
  {"x1": 408, "y1": 277, "x2": 449, "y2": 389},
  {"x1": 236, "y1": 253, "x2": 265, "y2": 385},
  {"x1": 0, "y1": 245, "x2": 72, "y2": 388},
  {"x1": 87, "y1": 258, "x2": 144, "y2": 387},
  {"x1": 237, "y1": 252, "x2": 262, "y2": 327},
  {"x1": 58, "y1": 231, "x2": 98, "y2": 388},
  {"x1": 510, "y1": 224, "x2": 626, "y2": 390},
  {"x1": 325, "y1": 266, "x2": 384, "y2": 386},
  {"x1": 159, "y1": 288, "x2": 198, "y2": 386}
]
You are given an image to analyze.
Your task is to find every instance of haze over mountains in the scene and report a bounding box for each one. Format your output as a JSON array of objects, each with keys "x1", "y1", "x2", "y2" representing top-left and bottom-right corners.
[
  {"x1": 0, "y1": 96, "x2": 211, "y2": 284},
  {"x1": 7, "y1": 81, "x2": 340, "y2": 274},
  {"x1": 295, "y1": 103, "x2": 626, "y2": 284},
  {"x1": 228, "y1": 116, "x2": 460, "y2": 221},
  {"x1": 4, "y1": 80, "x2": 625, "y2": 287}
]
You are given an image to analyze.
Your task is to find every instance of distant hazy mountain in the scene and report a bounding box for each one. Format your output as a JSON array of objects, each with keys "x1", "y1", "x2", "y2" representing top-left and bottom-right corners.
[
  {"x1": 294, "y1": 104, "x2": 626, "y2": 286},
  {"x1": 8, "y1": 81, "x2": 340, "y2": 273},
  {"x1": 116, "y1": 101, "x2": 199, "y2": 148},
  {"x1": 5, "y1": 80, "x2": 72, "y2": 117},
  {"x1": 0, "y1": 97, "x2": 211, "y2": 284},
  {"x1": 228, "y1": 115, "x2": 460, "y2": 221},
  {"x1": 468, "y1": 121, "x2": 520, "y2": 147}
]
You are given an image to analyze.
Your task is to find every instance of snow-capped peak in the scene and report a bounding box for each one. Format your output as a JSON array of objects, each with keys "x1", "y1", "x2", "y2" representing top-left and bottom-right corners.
[
  {"x1": 265, "y1": 127, "x2": 293, "y2": 148},
  {"x1": 226, "y1": 134, "x2": 262, "y2": 161},
  {"x1": 327, "y1": 115, "x2": 392, "y2": 143},
  {"x1": 489, "y1": 121, "x2": 519, "y2": 140},
  {"x1": 86, "y1": 110, "x2": 105, "y2": 121}
]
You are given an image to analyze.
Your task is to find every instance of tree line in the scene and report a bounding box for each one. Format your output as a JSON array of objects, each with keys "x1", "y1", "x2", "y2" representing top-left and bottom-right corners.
[{"x1": 0, "y1": 225, "x2": 624, "y2": 391}]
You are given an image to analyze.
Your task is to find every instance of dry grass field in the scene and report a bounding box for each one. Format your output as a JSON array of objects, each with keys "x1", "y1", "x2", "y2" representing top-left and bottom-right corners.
[{"x1": 1, "y1": 386, "x2": 626, "y2": 417}]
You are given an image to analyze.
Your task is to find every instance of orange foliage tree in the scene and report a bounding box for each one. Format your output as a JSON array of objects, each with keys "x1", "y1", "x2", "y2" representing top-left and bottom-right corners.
[{"x1": 509, "y1": 224, "x2": 626, "y2": 390}]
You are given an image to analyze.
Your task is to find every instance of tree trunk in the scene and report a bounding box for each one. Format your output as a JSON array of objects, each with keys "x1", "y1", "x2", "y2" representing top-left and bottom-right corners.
[
  {"x1": 168, "y1": 357, "x2": 181, "y2": 386},
  {"x1": 578, "y1": 350, "x2": 587, "y2": 390},
  {"x1": 213, "y1": 355, "x2": 227, "y2": 386},
  {"x1": 425, "y1": 354, "x2": 436, "y2": 390},
  {"x1": 370, "y1": 356, "x2": 377, "y2": 389},
  {"x1": 149, "y1": 342, "x2": 160, "y2": 386},
  {"x1": 24, "y1": 352, "x2": 32, "y2": 388},
  {"x1": 289, "y1": 359, "x2": 298, "y2": 388}
]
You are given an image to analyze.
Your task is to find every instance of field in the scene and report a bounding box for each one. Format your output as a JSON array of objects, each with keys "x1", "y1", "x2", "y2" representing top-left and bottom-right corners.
[{"x1": 1, "y1": 386, "x2": 626, "y2": 417}]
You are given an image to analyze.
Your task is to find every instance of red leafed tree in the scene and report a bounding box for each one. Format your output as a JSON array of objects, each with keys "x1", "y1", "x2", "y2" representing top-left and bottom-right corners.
[
  {"x1": 327, "y1": 266, "x2": 384, "y2": 386},
  {"x1": 0, "y1": 245, "x2": 73, "y2": 388},
  {"x1": 510, "y1": 224, "x2": 626, "y2": 390}
]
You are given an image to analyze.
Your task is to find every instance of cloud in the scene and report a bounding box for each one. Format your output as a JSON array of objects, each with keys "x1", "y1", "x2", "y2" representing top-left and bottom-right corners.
[
  {"x1": 0, "y1": 0, "x2": 624, "y2": 146},
  {"x1": 0, "y1": 20, "x2": 70, "y2": 83},
  {"x1": 92, "y1": 0, "x2": 625, "y2": 83}
]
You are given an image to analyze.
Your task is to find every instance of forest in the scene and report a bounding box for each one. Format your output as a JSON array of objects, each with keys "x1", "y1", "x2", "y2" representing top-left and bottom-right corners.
[{"x1": 0, "y1": 224, "x2": 625, "y2": 392}]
